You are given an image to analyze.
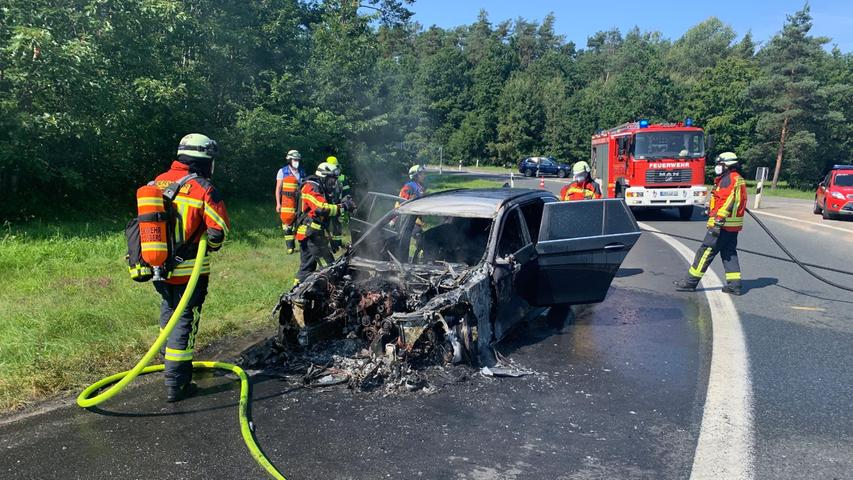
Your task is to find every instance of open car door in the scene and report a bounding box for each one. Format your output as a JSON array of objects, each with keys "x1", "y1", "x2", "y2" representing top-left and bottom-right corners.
[
  {"x1": 533, "y1": 199, "x2": 640, "y2": 306},
  {"x1": 349, "y1": 192, "x2": 402, "y2": 243}
]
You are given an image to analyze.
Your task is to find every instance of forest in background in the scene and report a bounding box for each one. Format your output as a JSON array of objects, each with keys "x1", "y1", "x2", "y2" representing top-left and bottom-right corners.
[{"x1": 1, "y1": 0, "x2": 851, "y2": 219}]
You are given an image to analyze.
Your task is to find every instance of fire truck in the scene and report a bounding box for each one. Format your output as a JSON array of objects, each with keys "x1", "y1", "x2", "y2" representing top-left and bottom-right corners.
[{"x1": 590, "y1": 119, "x2": 708, "y2": 219}]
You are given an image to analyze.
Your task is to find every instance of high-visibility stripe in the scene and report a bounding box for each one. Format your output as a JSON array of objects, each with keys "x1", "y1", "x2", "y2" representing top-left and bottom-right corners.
[
  {"x1": 310, "y1": 222, "x2": 322, "y2": 230},
  {"x1": 174, "y1": 197, "x2": 204, "y2": 208},
  {"x1": 204, "y1": 203, "x2": 230, "y2": 234},
  {"x1": 726, "y1": 272, "x2": 742, "y2": 281},
  {"x1": 137, "y1": 198, "x2": 164, "y2": 207},
  {"x1": 141, "y1": 242, "x2": 168, "y2": 251},
  {"x1": 689, "y1": 247, "x2": 713, "y2": 278},
  {"x1": 165, "y1": 346, "x2": 193, "y2": 362},
  {"x1": 280, "y1": 207, "x2": 296, "y2": 213}
]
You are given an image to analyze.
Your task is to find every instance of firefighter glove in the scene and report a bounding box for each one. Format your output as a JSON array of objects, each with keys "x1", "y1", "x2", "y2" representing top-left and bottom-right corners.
[
  {"x1": 708, "y1": 224, "x2": 721, "y2": 238},
  {"x1": 341, "y1": 196, "x2": 357, "y2": 213}
]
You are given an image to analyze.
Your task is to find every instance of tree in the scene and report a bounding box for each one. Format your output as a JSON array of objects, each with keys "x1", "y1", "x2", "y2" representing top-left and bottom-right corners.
[{"x1": 749, "y1": 5, "x2": 831, "y2": 188}]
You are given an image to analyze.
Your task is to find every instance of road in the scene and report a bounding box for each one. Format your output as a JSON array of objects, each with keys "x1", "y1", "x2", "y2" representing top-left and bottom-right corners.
[{"x1": 1, "y1": 171, "x2": 850, "y2": 479}]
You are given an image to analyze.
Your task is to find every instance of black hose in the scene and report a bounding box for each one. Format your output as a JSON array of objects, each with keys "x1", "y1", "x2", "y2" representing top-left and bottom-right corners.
[
  {"x1": 640, "y1": 228, "x2": 853, "y2": 277},
  {"x1": 642, "y1": 211, "x2": 853, "y2": 293},
  {"x1": 743, "y1": 209, "x2": 853, "y2": 292}
]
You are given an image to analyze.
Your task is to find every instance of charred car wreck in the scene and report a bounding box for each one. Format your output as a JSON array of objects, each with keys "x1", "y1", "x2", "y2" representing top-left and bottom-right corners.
[{"x1": 273, "y1": 188, "x2": 640, "y2": 368}]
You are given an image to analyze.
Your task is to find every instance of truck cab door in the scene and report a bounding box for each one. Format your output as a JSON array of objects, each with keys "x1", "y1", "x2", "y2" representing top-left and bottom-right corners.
[
  {"x1": 349, "y1": 192, "x2": 402, "y2": 243},
  {"x1": 532, "y1": 199, "x2": 640, "y2": 306}
]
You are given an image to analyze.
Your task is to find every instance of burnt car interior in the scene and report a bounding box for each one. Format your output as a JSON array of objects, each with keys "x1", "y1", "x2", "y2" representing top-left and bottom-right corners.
[{"x1": 273, "y1": 189, "x2": 640, "y2": 373}]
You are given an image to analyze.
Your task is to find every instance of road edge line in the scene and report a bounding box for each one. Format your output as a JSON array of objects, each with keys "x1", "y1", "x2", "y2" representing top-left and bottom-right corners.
[
  {"x1": 750, "y1": 209, "x2": 853, "y2": 234},
  {"x1": 639, "y1": 222, "x2": 755, "y2": 480}
]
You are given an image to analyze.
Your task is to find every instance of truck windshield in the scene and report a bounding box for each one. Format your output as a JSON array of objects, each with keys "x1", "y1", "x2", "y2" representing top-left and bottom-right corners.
[{"x1": 633, "y1": 131, "x2": 704, "y2": 160}]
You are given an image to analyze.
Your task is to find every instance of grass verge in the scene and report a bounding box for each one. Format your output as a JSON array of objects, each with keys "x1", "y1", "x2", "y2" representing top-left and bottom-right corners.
[
  {"x1": 0, "y1": 200, "x2": 297, "y2": 411},
  {"x1": 427, "y1": 173, "x2": 505, "y2": 191}
]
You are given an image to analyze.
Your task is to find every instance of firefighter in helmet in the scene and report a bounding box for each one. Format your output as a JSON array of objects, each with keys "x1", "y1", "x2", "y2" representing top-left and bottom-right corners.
[
  {"x1": 154, "y1": 133, "x2": 230, "y2": 402},
  {"x1": 560, "y1": 161, "x2": 602, "y2": 201},
  {"x1": 325, "y1": 155, "x2": 352, "y2": 253},
  {"x1": 399, "y1": 165, "x2": 427, "y2": 203},
  {"x1": 276, "y1": 150, "x2": 306, "y2": 254},
  {"x1": 674, "y1": 152, "x2": 747, "y2": 295},
  {"x1": 294, "y1": 162, "x2": 356, "y2": 285}
]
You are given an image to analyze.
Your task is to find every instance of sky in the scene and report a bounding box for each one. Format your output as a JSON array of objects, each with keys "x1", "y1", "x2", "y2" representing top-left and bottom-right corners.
[{"x1": 410, "y1": 0, "x2": 853, "y2": 52}]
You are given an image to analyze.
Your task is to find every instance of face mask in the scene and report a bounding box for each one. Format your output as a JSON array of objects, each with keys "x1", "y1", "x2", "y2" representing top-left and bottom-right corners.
[
  {"x1": 573, "y1": 173, "x2": 587, "y2": 183},
  {"x1": 291, "y1": 160, "x2": 300, "y2": 169},
  {"x1": 714, "y1": 165, "x2": 724, "y2": 175}
]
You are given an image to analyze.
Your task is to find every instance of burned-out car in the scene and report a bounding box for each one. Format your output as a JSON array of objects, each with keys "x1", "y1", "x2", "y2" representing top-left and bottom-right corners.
[{"x1": 273, "y1": 188, "x2": 640, "y2": 366}]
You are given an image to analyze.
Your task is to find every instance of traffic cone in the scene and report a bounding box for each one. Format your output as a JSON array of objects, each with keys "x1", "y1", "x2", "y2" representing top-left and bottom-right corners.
[{"x1": 539, "y1": 176, "x2": 545, "y2": 189}]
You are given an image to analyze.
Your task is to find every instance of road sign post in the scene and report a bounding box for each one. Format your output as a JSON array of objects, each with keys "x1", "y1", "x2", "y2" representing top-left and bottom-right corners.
[{"x1": 754, "y1": 167, "x2": 769, "y2": 209}]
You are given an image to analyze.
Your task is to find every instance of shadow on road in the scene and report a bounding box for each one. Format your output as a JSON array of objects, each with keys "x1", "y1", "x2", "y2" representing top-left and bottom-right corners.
[
  {"x1": 616, "y1": 267, "x2": 644, "y2": 278},
  {"x1": 741, "y1": 277, "x2": 779, "y2": 294}
]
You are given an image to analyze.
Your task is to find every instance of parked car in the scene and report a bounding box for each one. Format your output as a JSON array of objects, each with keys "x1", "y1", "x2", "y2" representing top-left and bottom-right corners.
[
  {"x1": 814, "y1": 165, "x2": 853, "y2": 220},
  {"x1": 274, "y1": 188, "x2": 640, "y2": 366},
  {"x1": 518, "y1": 156, "x2": 572, "y2": 178}
]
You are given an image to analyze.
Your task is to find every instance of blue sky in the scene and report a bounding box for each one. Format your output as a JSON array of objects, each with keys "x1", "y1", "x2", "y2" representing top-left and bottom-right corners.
[{"x1": 410, "y1": 0, "x2": 853, "y2": 52}]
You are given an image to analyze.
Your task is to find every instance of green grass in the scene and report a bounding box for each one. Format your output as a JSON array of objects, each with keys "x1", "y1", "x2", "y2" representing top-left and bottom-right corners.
[
  {"x1": 0, "y1": 200, "x2": 298, "y2": 411},
  {"x1": 427, "y1": 173, "x2": 505, "y2": 191},
  {"x1": 744, "y1": 180, "x2": 814, "y2": 200},
  {"x1": 426, "y1": 163, "x2": 515, "y2": 175}
]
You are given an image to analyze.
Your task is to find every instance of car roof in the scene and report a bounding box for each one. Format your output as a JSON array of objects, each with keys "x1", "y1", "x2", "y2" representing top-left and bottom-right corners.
[
  {"x1": 831, "y1": 165, "x2": 853, "y2": 171},
  {"x1": 395, "y1": 188, "x2": 554, "y2": 218}
]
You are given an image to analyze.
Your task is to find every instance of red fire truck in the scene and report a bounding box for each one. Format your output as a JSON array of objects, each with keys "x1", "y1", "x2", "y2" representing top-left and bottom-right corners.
[{"x1": 590, "y1": 120, "x2": 708, "y2": 219}]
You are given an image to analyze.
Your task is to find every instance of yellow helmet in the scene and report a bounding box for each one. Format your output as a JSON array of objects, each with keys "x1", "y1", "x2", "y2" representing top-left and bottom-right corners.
[{"x1": 326, "y1": 156, "x2": 338, "y2": 165}]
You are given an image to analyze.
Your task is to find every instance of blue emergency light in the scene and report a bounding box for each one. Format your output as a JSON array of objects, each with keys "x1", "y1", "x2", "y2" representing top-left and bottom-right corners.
[
  {"x1": 685, "y1": 117, "x2": 693, "y2": 126},
  {"x1": 639, "y1": 119, "x2": 649, "y2": 128}
]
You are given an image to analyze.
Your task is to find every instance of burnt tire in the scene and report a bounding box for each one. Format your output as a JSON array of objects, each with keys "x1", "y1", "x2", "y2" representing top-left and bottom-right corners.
[
  {"x1": 678, "y1": 206, "x2": 694, "y2": 220},
  {"x1": 524, "y1": 168, "x2": 535, "y2": 177},
  {"x1": 813, "y1": 197, "x2": 823, "y2": 214}
]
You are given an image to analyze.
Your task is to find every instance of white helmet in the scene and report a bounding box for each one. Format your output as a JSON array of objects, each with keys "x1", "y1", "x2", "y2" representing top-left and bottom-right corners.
[
  {"x1": 177, "y1": 133, "x2": 218, "y2": 159},
  {"x1": 315, "y1": 162, "x2": 340, "y2": 178}
]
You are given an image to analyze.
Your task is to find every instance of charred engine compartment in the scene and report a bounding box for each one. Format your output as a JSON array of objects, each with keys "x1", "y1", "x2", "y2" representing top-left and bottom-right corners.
[{"x1": 275, "y1": 257, "x2": 479, "y2": 367}]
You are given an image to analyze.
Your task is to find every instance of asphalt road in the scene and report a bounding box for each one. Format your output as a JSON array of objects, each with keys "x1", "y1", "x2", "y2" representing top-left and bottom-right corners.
[{"x1": 1, "y1": 171, "x2": 850, "y2": 479}]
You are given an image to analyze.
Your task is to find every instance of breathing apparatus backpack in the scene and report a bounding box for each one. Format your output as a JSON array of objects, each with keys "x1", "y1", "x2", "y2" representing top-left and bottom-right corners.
[{"x1": 125, "y1": 174, "x2": 197, "y2": 282}]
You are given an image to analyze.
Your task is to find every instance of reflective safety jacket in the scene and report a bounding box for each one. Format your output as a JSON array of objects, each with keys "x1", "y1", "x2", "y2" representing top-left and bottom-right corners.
[
  {"x1": 560, "y1": 180, "x2": 602, "y2": 201},
  {"x1": 707, "y1": 170, "x2": 747, "y2": 232},
  {"x1": 154, "y1": 161, "x2": 230, "y2": 284},
  {"x1": 279, "y1": 175, "x2": 300, "y2": 226},
  {"x1": 399, "y1": 180, "x2": 425, "y2": 201},
  {"x1": 295, "y1": 177, "x2": 341, "y2": 241}
]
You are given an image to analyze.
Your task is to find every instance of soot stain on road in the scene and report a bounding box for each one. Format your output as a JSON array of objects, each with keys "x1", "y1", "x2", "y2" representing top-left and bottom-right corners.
[{"x1": 234, "y1": 286, "x2": 709, "y2": 480}]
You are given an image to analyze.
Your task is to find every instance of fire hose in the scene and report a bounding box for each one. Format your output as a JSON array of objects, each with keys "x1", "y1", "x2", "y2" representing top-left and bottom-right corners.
[
  {"x1": 642, "y1": 209, "x2": 853, "y2": 293},
  {"x1": 76, "y1": 237, "x2": 286, "y2": 480}
]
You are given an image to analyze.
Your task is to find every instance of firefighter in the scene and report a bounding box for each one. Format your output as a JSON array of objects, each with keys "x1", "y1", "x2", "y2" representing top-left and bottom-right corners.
[
  {"x1": 275, "y1": 150, "x2": 306, "y2": 254},
  {"x1": 674, "y1": 152, "x2": 746, "y2": 295},
  {"x1": 294, "y1": 162, "x2": 356, "y2": 285},
  {"x1": 325, "y1": 155, "x2": 351, "y2": 252},
  {"x1": 154, "y1": 133, "x2": 230, "y2": 402},
  {"x1": 399, "y1": 164, "x2": 427, "y2": 203},
  {"x1": 560, "y1": 161, "x2": 602, "y2": 201}
]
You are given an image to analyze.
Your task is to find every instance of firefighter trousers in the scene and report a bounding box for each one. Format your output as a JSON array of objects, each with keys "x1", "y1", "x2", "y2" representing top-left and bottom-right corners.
[
  {"x1": 154, "y1": 276, "x2": 209, "y2": 387},
  {"x1": 329, "y1": 217, "x2": 343, "y2": 252},
  {"x1": 296, "y1": 232, "x2": 334, "y2": 285},
  {"x1": 685, "y1": 229, "x2": 741, "y2": 288},
  {"x1": 282, "y1": 223, "x2": 296, "y2": 253}
]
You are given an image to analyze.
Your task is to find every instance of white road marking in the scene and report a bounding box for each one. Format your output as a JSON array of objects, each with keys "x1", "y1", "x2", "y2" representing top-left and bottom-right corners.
[
  {"x1": 639, "y1": 222, "x2": 755, "y2": 480},
  {"x1": 750, "y1": 209, "x2": 853, "y2": 234}
]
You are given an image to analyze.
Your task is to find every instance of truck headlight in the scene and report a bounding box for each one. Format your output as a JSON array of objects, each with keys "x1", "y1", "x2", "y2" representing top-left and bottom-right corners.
[{"x1": 831, "y1": 191, "x2": 845, "y2": 200}]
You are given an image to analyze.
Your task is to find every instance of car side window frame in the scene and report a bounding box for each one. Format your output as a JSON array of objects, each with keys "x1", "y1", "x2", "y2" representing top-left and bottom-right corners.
[{"x1": 494, "y1": 207, "x2": 531, "y2": 260}]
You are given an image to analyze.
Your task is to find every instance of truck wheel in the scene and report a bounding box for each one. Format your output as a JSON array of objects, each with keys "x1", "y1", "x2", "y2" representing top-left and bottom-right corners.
[
  {"x1": 678, "y1": 206, "x2": 694, "y2": 220},
  {"x1": 557, "y1": 169, "x2": 567, "y2": 178},
  {"x1": 524, "y1": 168, "x2": 534, "y2": 177},
  {"x1": 813, "y1": 197, "x2": 823, "y2": 214}
]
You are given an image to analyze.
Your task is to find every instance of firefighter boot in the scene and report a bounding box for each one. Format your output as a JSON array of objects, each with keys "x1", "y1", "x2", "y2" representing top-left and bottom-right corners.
[
  {"x1": 722, "y1": 284, "x2": 742, "y2": 296},
  {"x1": 673, "y1": 279, "x2": 698, "y2": 292},
  {"x1": 166, "y1": 382, "x2": 199, "y2": 403}
]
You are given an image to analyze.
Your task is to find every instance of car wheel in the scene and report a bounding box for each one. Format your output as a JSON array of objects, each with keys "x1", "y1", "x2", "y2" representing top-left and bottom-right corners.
[
  {"x1": 524, "y1": 168, "x2": 534, "y2": 177},
  {"x1": 678, "y1": 206, "x2": 694, "y2": 220},
  {"x1": 557, "y1": 169, "x2": 567, "y2": 178},
  {"x1": 822, "y1": 206, "x2": 834, "y2": 220},
  {"x1": 813, "y1": 197, "x2": 823, "y2": 214}
]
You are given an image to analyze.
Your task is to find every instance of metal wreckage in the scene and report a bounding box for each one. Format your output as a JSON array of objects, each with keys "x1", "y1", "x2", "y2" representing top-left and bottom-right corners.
[{"x1": 259, "y1": 188, "x2": 640, "y2": 391}]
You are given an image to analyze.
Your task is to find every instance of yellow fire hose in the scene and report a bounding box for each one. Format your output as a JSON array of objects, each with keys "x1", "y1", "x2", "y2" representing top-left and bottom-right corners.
[{"x1": 76, "y1": 237, "x2": 286, "y2": 480}]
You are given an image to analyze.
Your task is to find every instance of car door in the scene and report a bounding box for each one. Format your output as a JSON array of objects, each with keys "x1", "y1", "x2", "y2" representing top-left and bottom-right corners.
[
  {"x1": 491, "y1": 207, "x2": 536, "y2": 340},
  {"x1": 349, "y1": 192, "x2": 402, "y2": 243},
  {"x1": 539, "y1": 158, "x2": 555, "y2": 175},
  {"x1": 817, "y1": 173, "x2": 828, "y2": 208},
  {"x1": 532, "y1": 199, "x2": 641, "y2": 306}
]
